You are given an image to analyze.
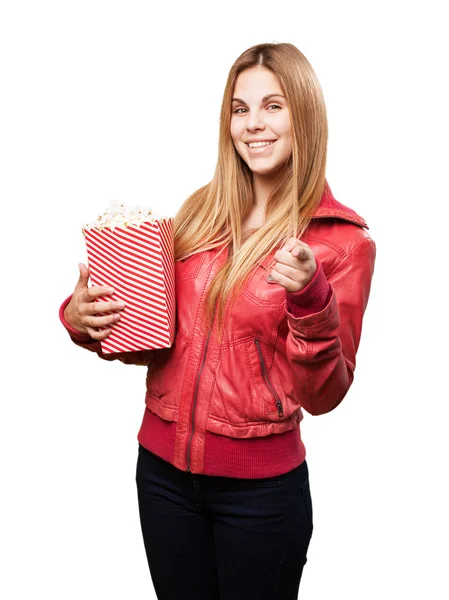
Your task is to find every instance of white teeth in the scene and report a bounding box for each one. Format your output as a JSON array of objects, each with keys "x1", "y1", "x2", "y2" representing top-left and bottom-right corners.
[{"x1": 248, "y1": 141, "x2": 274, "y2": 148}]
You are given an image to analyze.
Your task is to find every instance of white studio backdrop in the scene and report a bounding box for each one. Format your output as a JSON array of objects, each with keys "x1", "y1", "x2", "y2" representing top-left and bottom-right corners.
[{"x1": 1, "y1": 1, "x2": 447, "y2": 599}]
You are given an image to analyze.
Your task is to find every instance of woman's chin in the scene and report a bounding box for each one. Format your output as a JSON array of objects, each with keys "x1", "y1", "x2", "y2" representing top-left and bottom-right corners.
[{"x1": 251, "y1": 164, "x2": 285, "y2": 178}]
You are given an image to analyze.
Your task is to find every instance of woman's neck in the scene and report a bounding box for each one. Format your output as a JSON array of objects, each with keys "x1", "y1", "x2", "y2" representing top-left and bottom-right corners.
[
  {"x1": 252, "y1": 173, "x2": 274, "y2": 209},
  {"x1": 252, "y1": 169, "x2": 285, "y2": 208}
]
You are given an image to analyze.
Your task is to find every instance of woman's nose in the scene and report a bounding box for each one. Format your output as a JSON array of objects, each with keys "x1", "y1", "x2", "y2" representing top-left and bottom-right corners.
[{"x1": 246, "y1": 110, "x2": 265, "y2": 131}]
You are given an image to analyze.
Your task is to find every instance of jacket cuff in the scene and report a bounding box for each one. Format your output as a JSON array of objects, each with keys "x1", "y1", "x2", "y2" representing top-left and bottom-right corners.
[
  {"x1": 59, "y1": 295, "x2": 95, "y2": 343},
  {"x1": 285, "y1": 258, "x2": 332, "y2": 318}
]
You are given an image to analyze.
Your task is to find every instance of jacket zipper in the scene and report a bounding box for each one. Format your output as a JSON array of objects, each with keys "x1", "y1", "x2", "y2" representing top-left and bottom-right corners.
[
  {"x1": 185, "y1": 310, "x2": 217, "y2": 473},
  {"x1": 254, "y1": 338, "x2": 284, "y2": 417},
  {"x1": 185, "y1": 244, "x2": 227, "y2": 472}
]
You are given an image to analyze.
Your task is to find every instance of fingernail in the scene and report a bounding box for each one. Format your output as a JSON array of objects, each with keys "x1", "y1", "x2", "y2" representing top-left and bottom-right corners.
[
  {"x1": 117, "y1": 301, "x2": 126, "y2": 308},
  {"x1": 281, "y1": 245, "x2": 289, "y2": 251},
  {"x1": 107, "y1": 287, "x2": 115, "y2": 294},
  {"x1": 267, "y1": 274, "x2": 274, "y2": 281}
]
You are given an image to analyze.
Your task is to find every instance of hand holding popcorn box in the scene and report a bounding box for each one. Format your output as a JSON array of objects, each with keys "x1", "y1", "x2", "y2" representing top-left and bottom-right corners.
[{"x1": 83, "y1": 202, "x2": 175, "y2": 354}]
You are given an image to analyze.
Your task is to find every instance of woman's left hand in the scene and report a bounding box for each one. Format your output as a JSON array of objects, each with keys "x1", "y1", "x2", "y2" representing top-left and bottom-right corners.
[{"x1": 269, "y1": 238, "x2": 317, "y2": 293}]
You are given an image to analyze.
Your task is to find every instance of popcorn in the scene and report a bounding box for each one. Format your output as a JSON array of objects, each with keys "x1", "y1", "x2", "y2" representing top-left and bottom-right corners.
[
  {"x1": 82, "y1": 202, "x2": 175, "y2": 354},
  {"x1": 83, "y1": 200, "x2": 163, "y2": 231}
]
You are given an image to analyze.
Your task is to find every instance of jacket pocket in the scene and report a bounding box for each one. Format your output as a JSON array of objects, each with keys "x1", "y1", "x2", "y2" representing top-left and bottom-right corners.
[
  {"x1": 254, "y1": 338, "x2": 284, "y2": 418},
  {"x1": 209, "y1": 336, "x2": 302, "y2": 428},
  {"x1": 145, "y1": 332, "x2": 190, "y2": 409},
  {"x1": 250, "y1": 337, "x2": 304, "y2": 424},
  {"x1": 242, "y1": 263, "x2": 287, "y2": 307}
]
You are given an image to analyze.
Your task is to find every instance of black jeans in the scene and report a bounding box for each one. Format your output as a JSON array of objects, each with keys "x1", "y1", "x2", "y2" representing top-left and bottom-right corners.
[{"x1": 136, "y1": 443, "x2": 313, "y2": 600}]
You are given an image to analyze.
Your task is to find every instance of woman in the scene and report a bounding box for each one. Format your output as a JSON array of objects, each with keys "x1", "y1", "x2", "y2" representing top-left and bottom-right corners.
[{"x1": 60, "y1": 42, "x2": 376, "y2": 599}]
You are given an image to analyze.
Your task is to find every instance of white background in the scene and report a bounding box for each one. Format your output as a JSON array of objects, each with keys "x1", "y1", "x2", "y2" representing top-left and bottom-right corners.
[{"x1": 1, "y1": 1, "x2": 448, "y2": 598}]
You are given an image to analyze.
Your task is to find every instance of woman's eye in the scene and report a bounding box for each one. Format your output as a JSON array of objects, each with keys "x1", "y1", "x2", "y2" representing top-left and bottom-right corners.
[{"x1": 233, "y1": 104, "x2": 281, "y2": 114}]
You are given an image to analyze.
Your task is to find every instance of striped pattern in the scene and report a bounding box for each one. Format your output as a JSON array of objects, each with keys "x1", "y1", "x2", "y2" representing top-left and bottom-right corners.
[{"x1": 84, "y1": 218, "x2": 175, "y2": 354}]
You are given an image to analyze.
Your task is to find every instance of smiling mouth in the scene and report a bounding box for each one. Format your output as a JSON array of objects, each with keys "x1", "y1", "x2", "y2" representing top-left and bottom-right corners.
[{"x1": 245, "y1": 140, "x2": 277, "y2": 148}]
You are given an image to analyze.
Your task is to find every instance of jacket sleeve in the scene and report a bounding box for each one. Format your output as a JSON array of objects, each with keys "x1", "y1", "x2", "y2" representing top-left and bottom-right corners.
[
  {"x1": 284, "y1": 236, "x2": 376, "y2": 415},
  {"x1": 59, "y1": 295, "x2": 160, "y2": 367}
]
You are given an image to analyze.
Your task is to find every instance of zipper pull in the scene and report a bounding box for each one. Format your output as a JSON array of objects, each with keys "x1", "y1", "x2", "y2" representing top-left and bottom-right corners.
[{"x1": 276, "y1": 400, "x2": 284, "y2": 418}]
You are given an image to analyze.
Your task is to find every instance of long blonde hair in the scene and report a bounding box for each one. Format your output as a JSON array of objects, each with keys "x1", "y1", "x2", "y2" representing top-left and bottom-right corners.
[{"x1": 174, "y1": 42, "x2": 328, "y2": 337}]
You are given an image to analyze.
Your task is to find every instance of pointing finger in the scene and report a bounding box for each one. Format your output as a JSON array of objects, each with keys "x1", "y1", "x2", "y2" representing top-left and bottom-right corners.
[{"x1": 291, "y1": 246, "x2": 310, "y2": 260}]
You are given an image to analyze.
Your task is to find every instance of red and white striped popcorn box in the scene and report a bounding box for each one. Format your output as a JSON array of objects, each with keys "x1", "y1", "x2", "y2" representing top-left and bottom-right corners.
[{"x1": 83, "y1": 217, "x2": 175, "y2": 354}]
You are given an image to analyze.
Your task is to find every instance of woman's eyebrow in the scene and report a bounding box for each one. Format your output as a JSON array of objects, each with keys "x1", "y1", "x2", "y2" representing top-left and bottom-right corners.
[{"x1": 232, "y1": 93, "x2": 285, "y2": 104}]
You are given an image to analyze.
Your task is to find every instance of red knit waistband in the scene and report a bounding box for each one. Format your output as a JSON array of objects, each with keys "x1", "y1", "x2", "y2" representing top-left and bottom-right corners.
[{"x1": 137, "y1": 408, "x2": 306, "y2": 479}]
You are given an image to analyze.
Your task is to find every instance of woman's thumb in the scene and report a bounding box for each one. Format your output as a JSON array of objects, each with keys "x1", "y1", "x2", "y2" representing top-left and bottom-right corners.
[{"x1": 77, "y1": 262, "x2": 90, "y2": 288}]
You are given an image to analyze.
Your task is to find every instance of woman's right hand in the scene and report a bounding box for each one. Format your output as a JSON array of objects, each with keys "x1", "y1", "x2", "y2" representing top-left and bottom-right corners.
[{"x1": 64, "y1": 263, "x2": 126, "y2": 340}]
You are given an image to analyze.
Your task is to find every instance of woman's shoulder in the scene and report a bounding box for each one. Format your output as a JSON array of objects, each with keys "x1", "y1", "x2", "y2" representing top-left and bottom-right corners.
[
  {"x1": 308, "y1": 188, "x2": 373, "y2": 247},
  {"x1": 304, "y1": 194, "x2": 375, "y2": 276}
]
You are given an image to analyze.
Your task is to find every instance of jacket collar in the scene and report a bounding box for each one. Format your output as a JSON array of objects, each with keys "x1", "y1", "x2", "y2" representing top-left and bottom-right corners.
[
  {"x1": 312, "y1": 181, "x2": 368, "y2": 228},
  {"x1": 219, "y1": 180, "x2": 368, "y2": 266},
  {"x1": 255, "y1": 182, "x2": 368, "y2": 269}
]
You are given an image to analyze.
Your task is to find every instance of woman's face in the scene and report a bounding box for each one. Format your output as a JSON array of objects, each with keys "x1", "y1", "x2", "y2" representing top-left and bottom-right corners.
[{"x1": 230, "y1": 66, "x2": 292, "y2": 178}]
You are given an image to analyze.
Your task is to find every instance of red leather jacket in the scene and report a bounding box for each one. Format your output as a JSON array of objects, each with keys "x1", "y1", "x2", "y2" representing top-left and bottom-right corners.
[{"x1": 61, "y1": 184, "x2": 375, "y2": 476}]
